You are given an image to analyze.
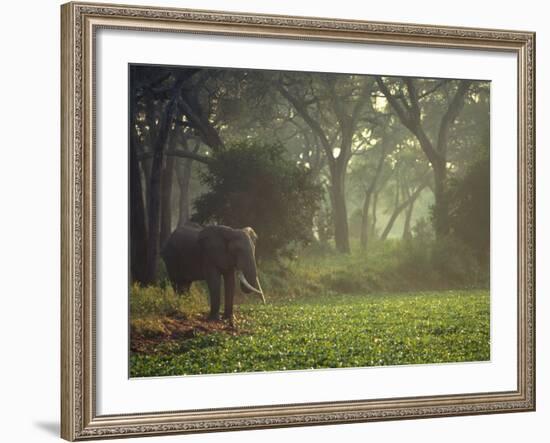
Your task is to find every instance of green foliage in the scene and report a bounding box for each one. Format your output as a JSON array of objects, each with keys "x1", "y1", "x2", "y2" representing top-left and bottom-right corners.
[
  {"x1": 130, "y1": 283, "x2": 208, "y2": 320},
  {"x1": 192, "y1": 141, "x2": 323, "y2": 258},
  {"x1": 130, "y1": 290, "x2": 490, "y2": 376}
]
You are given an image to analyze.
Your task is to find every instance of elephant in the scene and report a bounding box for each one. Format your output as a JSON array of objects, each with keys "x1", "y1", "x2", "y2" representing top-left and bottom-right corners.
[{"x1": 161, "y1": 223, "x2": 265, "y2": 322}]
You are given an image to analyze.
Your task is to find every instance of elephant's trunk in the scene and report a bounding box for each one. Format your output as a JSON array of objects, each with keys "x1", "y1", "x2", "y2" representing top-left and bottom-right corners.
[{"x1": 238, "y1": 272, "x2": 266, "y2": 304}]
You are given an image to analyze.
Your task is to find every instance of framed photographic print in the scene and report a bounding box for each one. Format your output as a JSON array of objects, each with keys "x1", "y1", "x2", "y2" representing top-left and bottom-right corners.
[{"x1": 61, "y1": 1, "x2": 536, "y2": 440}]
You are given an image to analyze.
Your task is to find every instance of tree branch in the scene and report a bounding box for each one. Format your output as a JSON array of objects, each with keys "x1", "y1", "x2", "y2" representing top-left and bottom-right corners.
[
  {"x1": 275, "y1": 82, "x2": 334, "y2": 162},
  {"x1": 376, "y1": 76, "x2": 441, "y2": 167},
  {"x1": 437, "y1": 80, "x2": 472, "y2": 157},
  {"x1": 417, "y1": 80, "x2": 445, "y2": 99},
  {"x1": 404, "y1": 78, "x2": 421, "y2": 124},
  {"x1": 376, "y1": 77, "x2": 413, "y2": 128}
]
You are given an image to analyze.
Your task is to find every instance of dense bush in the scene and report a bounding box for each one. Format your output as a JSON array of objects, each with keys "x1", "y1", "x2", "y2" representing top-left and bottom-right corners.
[{"x1": 192, "y1": 142, "x2": 323, "y2": 258}]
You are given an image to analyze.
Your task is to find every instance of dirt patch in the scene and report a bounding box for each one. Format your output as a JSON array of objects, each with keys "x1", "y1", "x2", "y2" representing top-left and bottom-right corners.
[{"x1": 130, "y1": 314, "x2": 249, "y2": 353}]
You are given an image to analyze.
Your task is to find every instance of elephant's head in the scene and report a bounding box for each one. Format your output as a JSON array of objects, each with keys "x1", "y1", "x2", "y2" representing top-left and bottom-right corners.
[{"x1": 198, "y1": 225, "x2": 265, "y2": 303}]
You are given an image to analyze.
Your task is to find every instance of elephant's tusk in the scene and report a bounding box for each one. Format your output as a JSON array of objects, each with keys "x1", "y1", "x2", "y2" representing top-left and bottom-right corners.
[
  {"x1": 256, "y1": 277, "x2": 266, "y2": 304},
  {"x1": 238, "y1": 272, "x2": 265, "y2": 302}
]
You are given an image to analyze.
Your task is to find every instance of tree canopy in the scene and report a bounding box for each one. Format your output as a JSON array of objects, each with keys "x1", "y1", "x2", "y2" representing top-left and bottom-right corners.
[{"x1": 128, "y1": 64, "x2": 490, "y2": 285}]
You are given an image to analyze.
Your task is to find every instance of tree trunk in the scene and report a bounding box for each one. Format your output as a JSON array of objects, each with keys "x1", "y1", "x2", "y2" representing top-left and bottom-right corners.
[
  {"x1": 130, "y1": 136, "x2": 148, "y2": 284},
  {"x1": 330, "y1": 164, "x2": 350, "y2": 253},
  {"x1": 159, "y1": 155, "x2": 175, "y2": 247},
  {"x1": 144, "y1": 107, "x2": 176, "y2": 284},
  {"x1": 360, "y1": 142, "x2": 387, "y2": 251},
  {"x1": 359, "y1": 191, "x2": 372, "y2": 250},
  {"x1": 402, "y1": 199, "x2": 415, "y2": 241},
  {"x1": 276, "y1": 82, "x2": 355, "y2": 254},
  {"x1": 129, "y1": 78, "x2": 148, "y2": 284},
  {"x1": 380, "y1": 184, "x2": 401, "y2": 241},
  {"x1": 141, "y1": 157, "x2": 152, "y2": 210},
  {"x1": 380, "y1": 212, "x2": 400, "y2": 241},
  {"x1": 177, "y1": 159, "x2": 193, "y2": 227},
  {"x1": 371, "y1": 190, "x2": 378, "y2": 239},
  {"x1": 381, "y1": 182, "x2": 427, "y2": 241},
  {"x1": 432, "y1": 162, "x2": 449, "y2": 239},
  {"x1": 137, "y1": 72, "x2": 196, "y2": 284}
]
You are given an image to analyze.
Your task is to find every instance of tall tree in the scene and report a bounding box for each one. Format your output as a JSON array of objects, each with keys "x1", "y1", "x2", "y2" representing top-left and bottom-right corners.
[
  {"x1": 376, "y1": 77, "x2": 471, "y2": 239},
  {"x1": 129, "y1": 84, "x2": 148, "y2": 282},
  {"x1": 142, "y1": 70, "x2": 198, "y2": 283},
  {"x1": 129, "y1": 65, "x2": 172, "y2": 284},
  {"x1": 277, "y1": 74, "x2": 377, "y2": 253}
]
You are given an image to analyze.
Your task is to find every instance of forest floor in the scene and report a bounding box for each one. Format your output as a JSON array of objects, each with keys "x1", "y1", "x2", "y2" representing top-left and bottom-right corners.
[{"x1": 129, "y1": 289, "x2": 490, "y2": 377}]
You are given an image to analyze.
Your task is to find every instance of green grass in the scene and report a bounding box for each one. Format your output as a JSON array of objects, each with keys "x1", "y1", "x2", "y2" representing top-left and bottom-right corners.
[{"x1": 130, "y1": 290, "x2": 490, "y2": 377}]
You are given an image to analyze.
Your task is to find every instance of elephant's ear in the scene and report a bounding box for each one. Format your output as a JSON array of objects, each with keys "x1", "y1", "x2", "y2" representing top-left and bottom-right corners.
[{"x1": 197, "y1": 226, "x2": 237, "y2": 270}]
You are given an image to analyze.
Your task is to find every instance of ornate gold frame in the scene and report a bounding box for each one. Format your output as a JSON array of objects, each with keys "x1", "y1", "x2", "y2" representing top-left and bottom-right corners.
[{"x1": 60, "y1": 2, "x2": 536, "y2": 440}]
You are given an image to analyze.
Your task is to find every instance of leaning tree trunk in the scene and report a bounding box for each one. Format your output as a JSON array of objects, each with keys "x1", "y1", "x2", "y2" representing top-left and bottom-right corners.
[
  {"x1": 380, "y1": 183, "x2": 401, "y2": 241},
  {"x1": 381, "y1": 182, "x2": 427, "y2": 241},
  {"x1": 159, "y1": 155, "x2": 175, "y2": 247}
]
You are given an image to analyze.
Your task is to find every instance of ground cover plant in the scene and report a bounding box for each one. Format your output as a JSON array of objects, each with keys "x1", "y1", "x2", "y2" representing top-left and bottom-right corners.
[{"x1": 130, "y1": 286, "x2": 489, "y2": 377}]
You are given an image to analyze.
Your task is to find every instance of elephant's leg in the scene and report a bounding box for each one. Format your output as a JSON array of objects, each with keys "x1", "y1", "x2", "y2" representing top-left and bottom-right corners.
[
  {"x1": 222, "y1": 272, "x2": 236, "y2": 324},
  {"x1": 205, "y1": 271, "x2": 221, "y2": 321},
  {"x1": 165, "y1": 262, "x2": 181, "y2": 294}
]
